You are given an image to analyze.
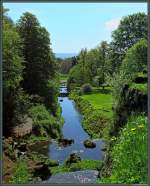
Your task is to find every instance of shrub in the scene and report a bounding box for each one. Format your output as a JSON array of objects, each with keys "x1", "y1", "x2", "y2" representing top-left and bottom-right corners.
[
  {"x1": 81, "y1": 83, "x2": 92, "y2": 94},
  {"x1": 28, "y1": 104, "x2": 61, "y2": 138}
]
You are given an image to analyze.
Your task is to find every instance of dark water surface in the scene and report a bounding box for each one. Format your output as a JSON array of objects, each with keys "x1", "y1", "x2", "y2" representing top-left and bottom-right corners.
[{"x1": 48, "y1": 87, "x2": 105, "y2": 165}]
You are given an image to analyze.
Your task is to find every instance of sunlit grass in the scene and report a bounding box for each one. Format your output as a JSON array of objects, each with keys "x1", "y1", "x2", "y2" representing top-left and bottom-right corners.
[{"x1": 81, "y1": 93, "x2": 113, "y2": 118}]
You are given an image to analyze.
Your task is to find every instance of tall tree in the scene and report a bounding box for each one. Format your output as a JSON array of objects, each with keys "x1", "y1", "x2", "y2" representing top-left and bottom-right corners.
[
  {"x1": 17, "y1": 12, "x2": 58, "y2": 115},
  {"x1": 78, "y1": 48, "x2": 87, "y2": 84},
  {"x1": 98, "y1": 41, "x2": 109, "y2": 88}
]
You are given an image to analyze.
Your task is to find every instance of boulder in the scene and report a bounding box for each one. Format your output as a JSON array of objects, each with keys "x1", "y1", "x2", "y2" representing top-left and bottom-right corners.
[
  {"x1": 58, "y1": 138, "x2": 74, "y2": 147},
  {"x1": 33, "y1": 163, "x2": 51, "y2": 180},
  {"x1": 65, "y1": 153, "x2": 81, "y2": 165},
  {"x1": 83, "y1": 139, "x2": 96, "y2": 148}
]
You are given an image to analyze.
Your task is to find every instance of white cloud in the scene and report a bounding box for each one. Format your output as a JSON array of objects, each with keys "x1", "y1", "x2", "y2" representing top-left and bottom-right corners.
[{"x1": 105, "y1": 18, "x2": 120, "y2": 31}]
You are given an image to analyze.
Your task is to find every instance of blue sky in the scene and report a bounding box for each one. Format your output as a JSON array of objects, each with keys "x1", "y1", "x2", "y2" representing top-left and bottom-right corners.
[{"x1": 4, "y1": 3, "x2": 147, "y2": 54}]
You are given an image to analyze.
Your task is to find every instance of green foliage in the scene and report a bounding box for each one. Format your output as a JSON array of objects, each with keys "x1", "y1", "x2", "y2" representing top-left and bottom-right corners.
[
  {"x1": 81, "y1": 83, "x2": 92, "y2": 94},
  {"x1": 59, "y1": 73, "x2": 68, "y2": 81},
  {"x1": 29, "y1": 104, "x2": 61, "y2": 138},
  {"x1": 100, "y1": 115, "x2": 148, "y2": 184},
  {"x1": 111, "y1": 39, "x2": 147, "y2": 107},
  {"x1": 17, "y1": 12, "x2": 58, "y2": 115},
  {"x1": 3, "y1": 10, "x2": 29, "y2": 134},
  {"x1": 111, "y1": 12, "x2": 147, "y2": 69},
  {"x1": 51, "y1": 160, "x2": 103, "y2": 174},
  {"x1": 10, "y1": 160, "x2": 31, "y2": 184},
  {"x1": 67, "y1": 42, "x2": 110, "y2": 90},
  {"x1": 67, "y1": 65, "x2": 83, "y2": 89},
  {"x1": 45, "y1": 79, "x2": 59, "y2": 115},
  {"x1": 3, "y1": 19, "x2": 24, "y2": 91},
  {"x1": 121, "y1": 39, "x2": 147, "y2": 76}
]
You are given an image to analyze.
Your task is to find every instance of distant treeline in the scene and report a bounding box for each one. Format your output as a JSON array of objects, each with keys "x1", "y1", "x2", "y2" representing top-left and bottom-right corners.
[{"x1": 56, "y1": 13, "x2": 147, "y2": 93}]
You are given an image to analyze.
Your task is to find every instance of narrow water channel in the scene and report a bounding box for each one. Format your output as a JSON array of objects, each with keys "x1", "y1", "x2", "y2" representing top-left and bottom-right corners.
[{"x1": 48, "y1": 86, "x2": 105, "y2": 165}]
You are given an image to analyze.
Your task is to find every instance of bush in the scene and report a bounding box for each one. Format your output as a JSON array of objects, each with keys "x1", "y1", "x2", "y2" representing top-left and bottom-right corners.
[
  {"x1": 28, "y1": 104, "x2": 61, "y2": 138},
  {"x1": 81, "y1": 83, "x2": 92, "y2": 94}
]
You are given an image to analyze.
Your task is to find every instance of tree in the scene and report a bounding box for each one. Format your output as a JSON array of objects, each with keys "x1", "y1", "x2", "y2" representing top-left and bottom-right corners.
[
  {"x1": 3, "y1": 9, "x2": 25, "y2": 135},
  {"x1": 110, "y1": 12, "x2": 147, "y2": 71},
  {"x1": 17, "y1": 12, "x2": 58, "y2": 115},
  {"x1": 112, "y1": 39, "x2": 147, "y2": 105},
  {"x1": 78, "y1": 48, "x2": 88, "y2": 84},
  {"x1": 120, "y1": 38, "x2": 147, "y2": 78},
  {"x1": 98, "y1": 41, "x2": 109, "y2": 88}
]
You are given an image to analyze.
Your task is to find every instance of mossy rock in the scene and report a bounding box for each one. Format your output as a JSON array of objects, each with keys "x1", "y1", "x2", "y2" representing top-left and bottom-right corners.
[
  {"x1": 65, "y1": 153, "x2": 81, "y2": 165},
  {"x1": 58, "y1": 138, "x2": 74, "y2": 147},
  {"x1": 45, "y1": 159, "x2": 59, "y2": 167},
  {"x1": 83, "y1": 139, "x2": 96, "y2": 148}
]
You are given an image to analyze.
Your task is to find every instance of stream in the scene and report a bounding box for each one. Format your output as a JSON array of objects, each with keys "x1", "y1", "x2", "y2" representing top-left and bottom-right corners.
[{"x1": 48, "y1": 85, "x2": 105, "y2": 165}]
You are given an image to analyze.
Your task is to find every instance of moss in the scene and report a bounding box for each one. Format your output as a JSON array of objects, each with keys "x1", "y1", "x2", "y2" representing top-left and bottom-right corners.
[{"x1": 45, "y1": 159, "x2": 59, "y2": 167}]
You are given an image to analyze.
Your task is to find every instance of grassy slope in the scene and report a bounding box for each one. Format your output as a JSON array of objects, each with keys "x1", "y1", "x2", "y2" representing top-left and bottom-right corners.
[{"x1": 99, "y1": 115, "x2": 148, "y2": 184}]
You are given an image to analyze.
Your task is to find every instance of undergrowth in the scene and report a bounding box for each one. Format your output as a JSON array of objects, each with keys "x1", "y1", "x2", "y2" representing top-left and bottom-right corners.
[{"x1": 99, "y1": 114, "x2": 148, "y2": 184}]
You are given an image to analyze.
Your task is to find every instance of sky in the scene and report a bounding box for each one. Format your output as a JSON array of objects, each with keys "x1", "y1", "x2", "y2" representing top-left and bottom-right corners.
[{"x1": 4, "y1": 3, "x2": 147, "y2": 54}]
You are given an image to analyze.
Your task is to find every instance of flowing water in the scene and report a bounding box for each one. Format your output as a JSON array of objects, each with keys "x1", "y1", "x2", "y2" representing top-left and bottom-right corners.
[{"x1": 48, "y1": 86, "x2": 105, "y2": 165}]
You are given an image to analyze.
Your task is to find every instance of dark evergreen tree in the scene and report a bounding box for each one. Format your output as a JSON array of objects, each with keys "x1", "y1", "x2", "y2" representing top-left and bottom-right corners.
[{"x1": 17, "y1": 12, "x2": 58, "y2": 115}]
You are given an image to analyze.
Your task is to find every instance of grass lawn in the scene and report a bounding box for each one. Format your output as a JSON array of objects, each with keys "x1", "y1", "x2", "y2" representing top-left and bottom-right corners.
[{"x1": 81, "y1": 92, "x2": 113, "y2": 118}]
